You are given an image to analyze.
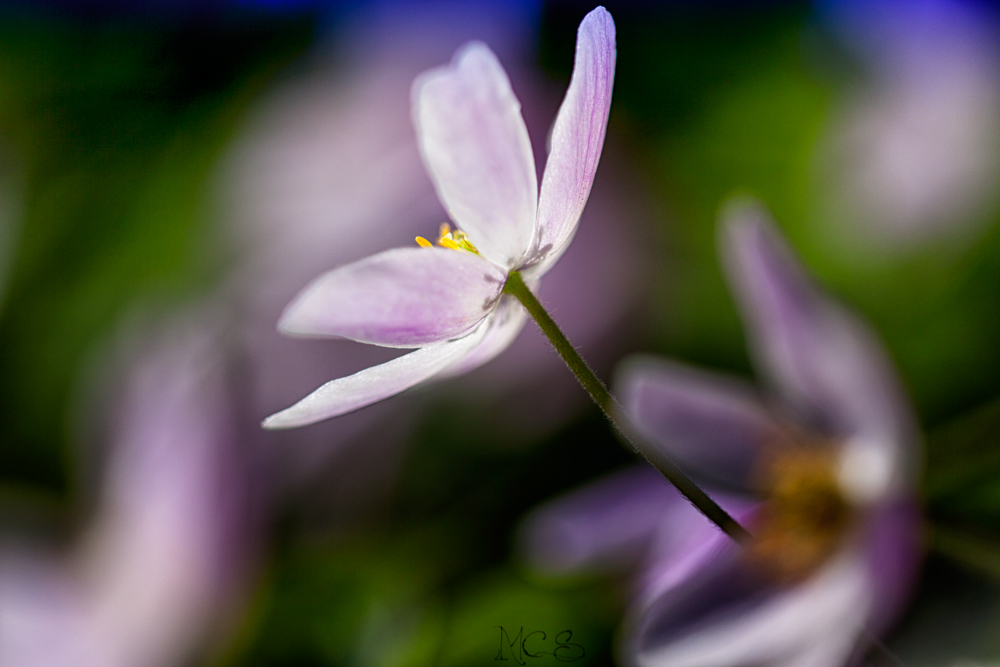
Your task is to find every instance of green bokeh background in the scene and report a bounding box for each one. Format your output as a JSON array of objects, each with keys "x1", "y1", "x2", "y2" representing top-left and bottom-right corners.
[{"x1": 1, "y1": 2, "x2": 999, "y2": 665}]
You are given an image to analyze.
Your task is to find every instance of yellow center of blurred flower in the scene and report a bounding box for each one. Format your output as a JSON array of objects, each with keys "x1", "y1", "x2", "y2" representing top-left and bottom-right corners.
[
  {"x1": 416, "y1": 223, "x2": 480, "y2": 254},
  {"x1": 747, "y1": 439, "x2": 852, "y2": 582}
]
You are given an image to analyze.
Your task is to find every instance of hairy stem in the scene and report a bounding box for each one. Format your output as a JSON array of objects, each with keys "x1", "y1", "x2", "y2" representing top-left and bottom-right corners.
[{"x1": 503, "y1": 270, "x2": 751, "y2": 545}]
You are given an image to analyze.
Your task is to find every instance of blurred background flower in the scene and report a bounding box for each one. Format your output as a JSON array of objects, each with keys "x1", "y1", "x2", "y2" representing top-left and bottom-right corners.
[
  {"x1": 0, "y1": 1, "x2": 1000, "y2": 666},
  {"x1": 521, "y1": 202, "x2": 924, "y2": 667},
  {"x1": 817, "y1": 0, "x2": 1000, "y2": 250}
]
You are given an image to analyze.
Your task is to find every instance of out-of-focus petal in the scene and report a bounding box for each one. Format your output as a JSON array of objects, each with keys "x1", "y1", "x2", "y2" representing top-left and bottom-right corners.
[
  {"x1": 0, "y1": 549, "x2": 102, "y2": 667},
  {"x1": 519, "y1": 466, "x2": 682, "y2": 576},
  {"x1": 616, "y1": 356, "x2": 781, "y2": 490},
  {"x1": 721, "y1": 200, "x2": 918, "y2": 494},
  {"x1": 278, "y1": 247, "x2": 506, "y2": 347},
  {"x1": 0, "y1": 314, "x2": 253, "y2": 667},
  {"x1": 432, "y1": 295, "x2": 527, "y2": 379},
  {"x1": 639, "y1": 500, "x2": 759, "y2": 608},
  {"x1": 818, "y1": 0, "x2": 1000, "y2": 246},
  {"x1": 80, "y1": 314, "x2": 250, "y2": 667},
  {"x1": 863, "y1": 499, "x2": 924, "y2": 634},
  {"x1": 632, "y1": 547, "x2": 871, "y2": 667},
  {"x1": 772, "y1": 631, "x2": 860, "y2": 667},
  {"x1": 262, "y1": 324, "x2": 488, "y2": 429},
  {"x1": 413, "y1": 42, "x2": 538, "y2": 269},
  {"x1": 529, "y1": 6, "x2": 616, "y2": 275}
]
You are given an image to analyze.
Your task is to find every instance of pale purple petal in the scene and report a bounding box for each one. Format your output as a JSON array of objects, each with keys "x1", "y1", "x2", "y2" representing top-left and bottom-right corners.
[
  {"x1": 0, "y1": 315, "x2": 253, "y2": 667},
  {"x1": 863, "y1": 499, "x2": 924, "y2": 634},
  {"x1": 0, "y1": 549, "x2": 103, "y2": 667},
  {"x1": 616, "y1": 356, "x2": 781, "y2": 490},
  {"x1": 772, "y1": 631, "x2": 860, "y2": 667},
  {"x1": 530, "y1": 6, "x2": 616, "y2": 275},
  {"x1": 432, "y1": 295, "x2": 526, "y2": 380},
  {"x1": 413, "y1": 42, "x2": 537, "y2": 269},
  {"x1": 519, "y1": 466, "x2": 682, "y2": 576},
  {"x1": 81, "y1": 315, "x2": 251, "y2": 667},
  {"x1": 638, "y1": 499, "x2": 759, "y2": 608},
  {"x1": 633, "y1": 547, "x2": 871, "y2": 667},
  {"x1": 262, "y1": 324, "x2": 488, "y2": 429},
  {"x1": 721, "y1": 199, "x2": 919, "y2": 492},
  {"x1": 278, "y1": 247, "x2": 506, "y2": 347}
]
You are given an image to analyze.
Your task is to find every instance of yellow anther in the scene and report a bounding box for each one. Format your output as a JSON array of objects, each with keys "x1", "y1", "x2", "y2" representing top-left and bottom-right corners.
[{"x1": 415, "y1": 222, "x2": 480, "y2": 254}]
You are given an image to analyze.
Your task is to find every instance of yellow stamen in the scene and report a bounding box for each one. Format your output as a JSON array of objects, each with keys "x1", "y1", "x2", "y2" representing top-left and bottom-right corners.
[
  {"x1": 414, "y1": 222, "x2": 480, "y2": 254},
  {"x1": 747, "y1": 440, "x2": 852, "y2": 582}
]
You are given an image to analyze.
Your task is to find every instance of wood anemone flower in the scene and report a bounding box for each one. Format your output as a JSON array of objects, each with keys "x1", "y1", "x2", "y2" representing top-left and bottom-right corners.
[{"x1": 263, "y1": 6, "x2": 616, "y2": 429}]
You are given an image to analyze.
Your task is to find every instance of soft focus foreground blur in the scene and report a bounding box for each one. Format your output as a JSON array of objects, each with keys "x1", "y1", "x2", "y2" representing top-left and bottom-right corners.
[
  {"x1": 1, "y1": 312, "x2": 256, "y2": 667},
  {"x1": 0, "y1": 1, "x2": 999, "y2": 667}
]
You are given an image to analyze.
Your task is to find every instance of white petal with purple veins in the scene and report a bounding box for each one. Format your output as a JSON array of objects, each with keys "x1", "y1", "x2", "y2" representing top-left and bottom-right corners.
[
  {"x1": 530, "y1": 7, "x2": 615, "y2": 275},
  {"x1": 262, "y1": 324, "x2": 488, "y2": 429},
  {"x1": 278, "y1": 247, "x2": 506, "y2": 348},
  {"x1": 413, "y1": 43, "x2": 537, "y2": 269}
]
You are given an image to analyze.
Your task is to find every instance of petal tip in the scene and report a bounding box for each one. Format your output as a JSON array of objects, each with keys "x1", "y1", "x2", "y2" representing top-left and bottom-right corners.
[
  {"x1": 260, "y1": 396, "x2": 352, "y2": 431},
  {"x1": 613, "y1": 353, "x2": 662, "y2": 397},
  {"x1": 453, "y1": 40, "x2": 496, "y2": 68},
  {"x1": 717, "y1": 196, "x2": 787, "y2": 288},
  {"x1": 411, "y1": 40, "x2": 499, "y2": 104},
  {"x1": 275, "y1": 307, "x2": 305, "y2": 337},
  {"x1": 719, "y1": 195, "x2": 770, "y2": 239},
  {"x1": 582, "y1": 6, "x2": 616, "y2": 35},
  {"x1": 260, "y1": 411, "x2": 296, "y2": 430},
  {"x1": 275, "y1": 289, "x2": 329, "y2": 339}
]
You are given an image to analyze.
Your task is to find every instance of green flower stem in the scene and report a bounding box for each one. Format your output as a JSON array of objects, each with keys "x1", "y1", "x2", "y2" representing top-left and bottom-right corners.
[{"x1": 503, "y1": 270, "x2": 752, "y2": 545}]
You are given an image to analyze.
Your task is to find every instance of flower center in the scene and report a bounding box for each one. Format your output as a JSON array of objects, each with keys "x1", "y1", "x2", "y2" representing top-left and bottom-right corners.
[
  {"x1": 746, "y1": 439, "x2": 853, "y2": 582},
  {"x1": 416, "y1": 223, "x2": 479, "y2": 254}
]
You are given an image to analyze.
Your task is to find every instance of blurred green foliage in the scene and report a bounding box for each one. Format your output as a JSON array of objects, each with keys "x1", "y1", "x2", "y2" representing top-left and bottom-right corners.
[
  {"x1": 0, "y1": 12, "x2": 312, "y2": 491},
  {"x1": 234, "y1": 411, "x2": 629, "y2": 667},
  {"x1": 236, "y1": 535, "x2": 616, "y2": 667}
]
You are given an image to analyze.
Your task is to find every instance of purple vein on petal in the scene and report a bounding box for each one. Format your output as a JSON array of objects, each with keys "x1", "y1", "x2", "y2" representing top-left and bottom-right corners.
[
  {"x1": 278, "y1": 247, "x2": 506, "y2": 348},
  {"x1": 413, "y1": 42, "x2": 537, "y2": 269},
  {"x1": 262, "y1": 323, "x2": 489, "y2": 429},
  {"x1": 432, "y1": 295, "x2": 527, "y2": 380},
  {"x1": 531, "y1": 6, "x2": 616, "y2": 275}
]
